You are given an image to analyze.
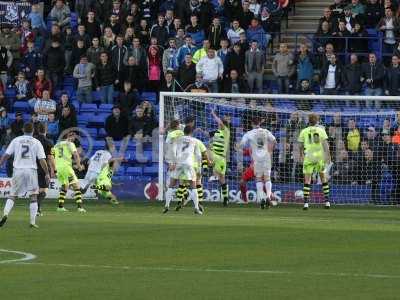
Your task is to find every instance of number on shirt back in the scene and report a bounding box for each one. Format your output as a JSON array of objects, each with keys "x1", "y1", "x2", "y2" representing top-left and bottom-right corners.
[
  {"x1": 93, "y1": 152, "x2": 102, "y2": 162},
  {"x1": 308, "y1": 132, "x2": 320, "y2": 144},
  {"x1": 58, "y1": 147, "x2": 64, "y2": 158},
  {"x1": 21, "y1": 144, "x2": 30, "y2": 158}
]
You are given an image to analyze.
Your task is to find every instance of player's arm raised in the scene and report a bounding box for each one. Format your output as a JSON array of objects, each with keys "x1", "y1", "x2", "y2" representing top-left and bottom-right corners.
[{"x1": 211, "y1": 110, "x2": 225, "y2": 128}]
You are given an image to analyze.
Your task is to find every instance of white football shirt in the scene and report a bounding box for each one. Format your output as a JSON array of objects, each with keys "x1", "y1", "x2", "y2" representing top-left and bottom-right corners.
[
  {"x1": 6, "y1": 135, "x2": 46, "y2": 169},
  {"x1": 241, "y1": 127, "x2": 276, "y2": 162},
  {"x1": 87, "y1": 150, "x2": 112, "y2": 173},
  {"x1": 175, "y1": 136, "x2": 201, "y2": 166}
]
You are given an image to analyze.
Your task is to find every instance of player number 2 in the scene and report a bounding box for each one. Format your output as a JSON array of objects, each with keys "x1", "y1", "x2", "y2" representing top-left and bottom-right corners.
[{"x1": 21, "y1": 144, "x2": 30, "y2": 158}]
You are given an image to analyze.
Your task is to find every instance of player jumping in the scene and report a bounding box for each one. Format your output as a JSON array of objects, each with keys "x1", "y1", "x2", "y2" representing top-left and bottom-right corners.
[
  {"x1": 298, "y1": 113, "x2": 331, "y2": 210},
  {"x1": 0, "y1": 123, "x2": 50, "y2": 228},
  {"x1": 239, "y1": 117, "x2": 276, "y2": 209},
  {"x1": 53, "y1": 131, "x2": 86, "y2": 212},
  {"x1": 210, "y1": 110, "x2": 230, "y2": 206}
]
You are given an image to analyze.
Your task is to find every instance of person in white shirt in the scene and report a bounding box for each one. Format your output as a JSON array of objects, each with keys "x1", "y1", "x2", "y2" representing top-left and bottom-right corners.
[
  {"x1": 227, "y1": 20, "x2": 245, "y2": 45},
  {"x1": 196, "y1": 49, "x2": 224, "y2": 93},
  {"x1": 0, "y1": 122, "x2": 50, "y2": 228},
  {"x1": 81, "y1": 142, "x2": 115, "y2": 194},
  {"x1": 170, "y1": 125, "x2": 203, "y2": 215},
  {"x1": 239, "y1": 117, "x2": 276, "y2": 209}
]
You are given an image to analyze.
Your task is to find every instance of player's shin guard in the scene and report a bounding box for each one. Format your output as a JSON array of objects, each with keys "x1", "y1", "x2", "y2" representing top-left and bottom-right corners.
[
  {"x1": 196, "y1": 185, "x2": 203, "y2": 202},
  {"x1": 74, "y1": 190, "x2": 83, "y2": 208},
  {"x1": 37, "y1": 192, "x2": 46, "y2": 213},
  {"x1": 256, "y1": 181, "x2": 265, "y2": 203},
  {"x1": 165, "y1": 188, "x2": 175, "y2": 208},
  {"x1": 240, "y1": 182, "x2": 248, "y2": 203},
  {"x1": 322, "y1": 182, "x2": 330, "y2": 201},
  {"x1": 221, "y1": 183, "x2": 228, "y2": 203},
  {"x1": 303, "y1": 183, "x2": 311, "y2": 203},
  {"x1": 265, "y1": 181, "x2": 272, "y2": 200},
  {"x1": 58, "y1": 190, "x2": 66, "y2": 208}
]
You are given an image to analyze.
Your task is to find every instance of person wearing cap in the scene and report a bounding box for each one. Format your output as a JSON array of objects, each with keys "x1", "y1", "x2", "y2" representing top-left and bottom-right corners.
[
  {"x1": 176, "y1": 35, "x2": 197, "y2": 66},
  {"x1": 49, "y1": 0, "x2": 71, "y2": 30},
  {"x1": 105, "y1": 106, "x2": 129, "y2": 141},
  {"x1": 246, "y1": 18, "x2": 270, "y2": 50}
]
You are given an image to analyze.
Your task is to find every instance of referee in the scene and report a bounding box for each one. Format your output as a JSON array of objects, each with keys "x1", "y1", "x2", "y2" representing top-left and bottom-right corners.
[{"x1": 34, "y1": 122, "x2": 56, "y2": 216}]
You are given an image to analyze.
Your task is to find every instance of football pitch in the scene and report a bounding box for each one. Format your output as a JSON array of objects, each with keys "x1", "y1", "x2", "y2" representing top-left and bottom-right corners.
[{"x1": 1, "y1": 202, "x2": 400, "y2": 300}]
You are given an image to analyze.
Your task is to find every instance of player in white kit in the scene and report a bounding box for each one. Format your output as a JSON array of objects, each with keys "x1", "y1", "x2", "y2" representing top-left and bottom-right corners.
[
  {"x1": 0, "y1": 123, "x2": 50, "y2": 228},
  {"x1": 81, "y1": 141, "x2": 115, "y2": 195},
  {"x1": 170, "y1": 125, "x2": 203, "y2": 215},
  {"x1": 239, "y1": 117, "x2": 276, "y2": 209}
]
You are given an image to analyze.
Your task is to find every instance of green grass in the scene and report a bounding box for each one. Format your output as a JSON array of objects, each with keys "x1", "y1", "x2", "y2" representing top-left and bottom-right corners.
[{"x1": 1, "y1": 201, "x2": 400, "y2": 300}]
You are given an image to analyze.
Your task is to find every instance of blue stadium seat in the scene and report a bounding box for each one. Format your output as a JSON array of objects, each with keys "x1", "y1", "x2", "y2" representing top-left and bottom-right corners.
[
  {"x1": 126, "y1": 167, "x2": 143, "y2": 176},
  {"x1": 93, "y1": 140, "x2": 105, "y2": 150},
  {"x1": 143, "y1": 166, "x2": 158, "y2": 176},
  {"x1": 87, "y1": 115, "x2": 105, "y2": 128},
  {"x1": 92, "y1": 91, "x2": 102, "y2": 102},
  {"x1": 78, "y1": 113, "x2": 91, "y2": 126},
  {"x1": 141, "y1": 92, "x2": 157, "y2": 103},
  {"x1": 97, "y1": 128, "x2": 107, "y2": 138},
  {"x1": 98, "y1": 104, "x2": 113, "y2": 113},
  {"x1": 84, "y1": 127, "x2": 98, "y2": 137},
  {"x1": 81, "y1": 103, "x2": 98, "y2": 113},
  {"x1": 114, "y1": 167, "x2": 125, "y2": 176},
  {"x1": 13, "y1": 101, "x2": 30, "y2": 112}
]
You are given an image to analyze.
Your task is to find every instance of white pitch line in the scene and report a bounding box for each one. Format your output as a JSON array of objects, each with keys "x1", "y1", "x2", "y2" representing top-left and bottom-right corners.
[
  {"x1": 13, "y1": 262, "x2": 400, "y2": 279},
  {"x1": 0, "y1": 249, "x2": 37, "y2": 264}
]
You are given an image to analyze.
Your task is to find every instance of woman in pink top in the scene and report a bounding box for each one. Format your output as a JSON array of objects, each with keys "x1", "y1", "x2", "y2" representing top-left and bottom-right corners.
[{"x1": 147, "y1": 45, "x2": 162, "y2": 98}]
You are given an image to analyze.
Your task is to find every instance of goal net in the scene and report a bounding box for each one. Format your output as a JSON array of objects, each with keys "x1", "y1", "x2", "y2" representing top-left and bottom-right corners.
[{"x1": 159, "y1": 92, "x2": 400, "y2": 206}]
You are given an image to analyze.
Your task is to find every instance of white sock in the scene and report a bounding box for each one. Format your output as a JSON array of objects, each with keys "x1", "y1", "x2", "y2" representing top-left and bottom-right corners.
[
  {"x1": 190, "y1": 189, "x2": 199, "y2": 210},
  {"x1": 165, "y1": 188, "x2": 175, "y2": 208},
  {"x1": 3, "y1": 199, "x2": 14, "y2": 216},
  {"x1": 30, "y1": 202, "x2": 38, "y2": 225},
  {"x1": 265, "y1": 181, "x2": 272, "y2": 199},
  {"x1": 256, "y1": 182, "x2": 264, "y2": 202}
]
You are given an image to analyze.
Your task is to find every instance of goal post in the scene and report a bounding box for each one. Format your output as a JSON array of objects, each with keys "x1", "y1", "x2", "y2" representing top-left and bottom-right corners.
[{"x1": 159, "y1": 92, "x2": 400, "y2": 206}]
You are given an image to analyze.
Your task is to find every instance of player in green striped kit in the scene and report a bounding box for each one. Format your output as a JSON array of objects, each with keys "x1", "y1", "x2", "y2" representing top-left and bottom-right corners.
[
  {"x1": 210, "y1": 110, "x2": 230, "y2": 206},
  {"x1": 298, "y1": 113, "x2": 331, "y2": 210}
]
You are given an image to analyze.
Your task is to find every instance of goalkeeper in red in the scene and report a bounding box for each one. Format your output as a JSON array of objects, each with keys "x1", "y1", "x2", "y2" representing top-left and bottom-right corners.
[
  {"x1": 239, "y1": 117, "x2": 276, "y2": 209},
  {"x1": 298, "y1": 113, "x2": 331, "y2": 210}
]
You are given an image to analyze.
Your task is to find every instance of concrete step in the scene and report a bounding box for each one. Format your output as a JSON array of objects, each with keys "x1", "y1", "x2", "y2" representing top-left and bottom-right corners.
[
  {"x1": 288, "y1": 20, "x2": 319, "y2": 29},
  {"x1": 288, "y1": 15, "x2": 320, "y2": 21},
  {"x1": 283, "y1": 28, "x2": 315, "y2": 34},
  {"x1": 296, "y1": 2, "x2": 330, "y2": 7}
]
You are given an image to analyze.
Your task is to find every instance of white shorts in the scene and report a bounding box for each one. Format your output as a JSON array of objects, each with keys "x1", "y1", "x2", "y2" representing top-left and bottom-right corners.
[
  {"x1": 84, "y1": 171, "x2": 100, "y2": 185},
  {"x1": 11, "y1": 168, "x2": 39, "y2": 197},
  {"x1": 171, "y1": 164, "x2": 196, "y2": 181},
  {"x1": 254, "y1": 160, "x2": 271, "y2": 178}
]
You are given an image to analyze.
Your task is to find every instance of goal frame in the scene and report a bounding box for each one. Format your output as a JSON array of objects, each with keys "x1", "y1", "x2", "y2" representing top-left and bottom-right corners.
[{"x1": 158, "y1": 92, "x2": 400, "y2": 202}]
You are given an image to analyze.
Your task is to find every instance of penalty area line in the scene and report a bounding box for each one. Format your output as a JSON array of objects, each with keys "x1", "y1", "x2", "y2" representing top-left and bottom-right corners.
[
  {"x1": 15, "y1": 262, "x2": 400, "y2": 279},
  {"x1": 0, "y1": 249, "x2": 37, "y2": 264}
]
